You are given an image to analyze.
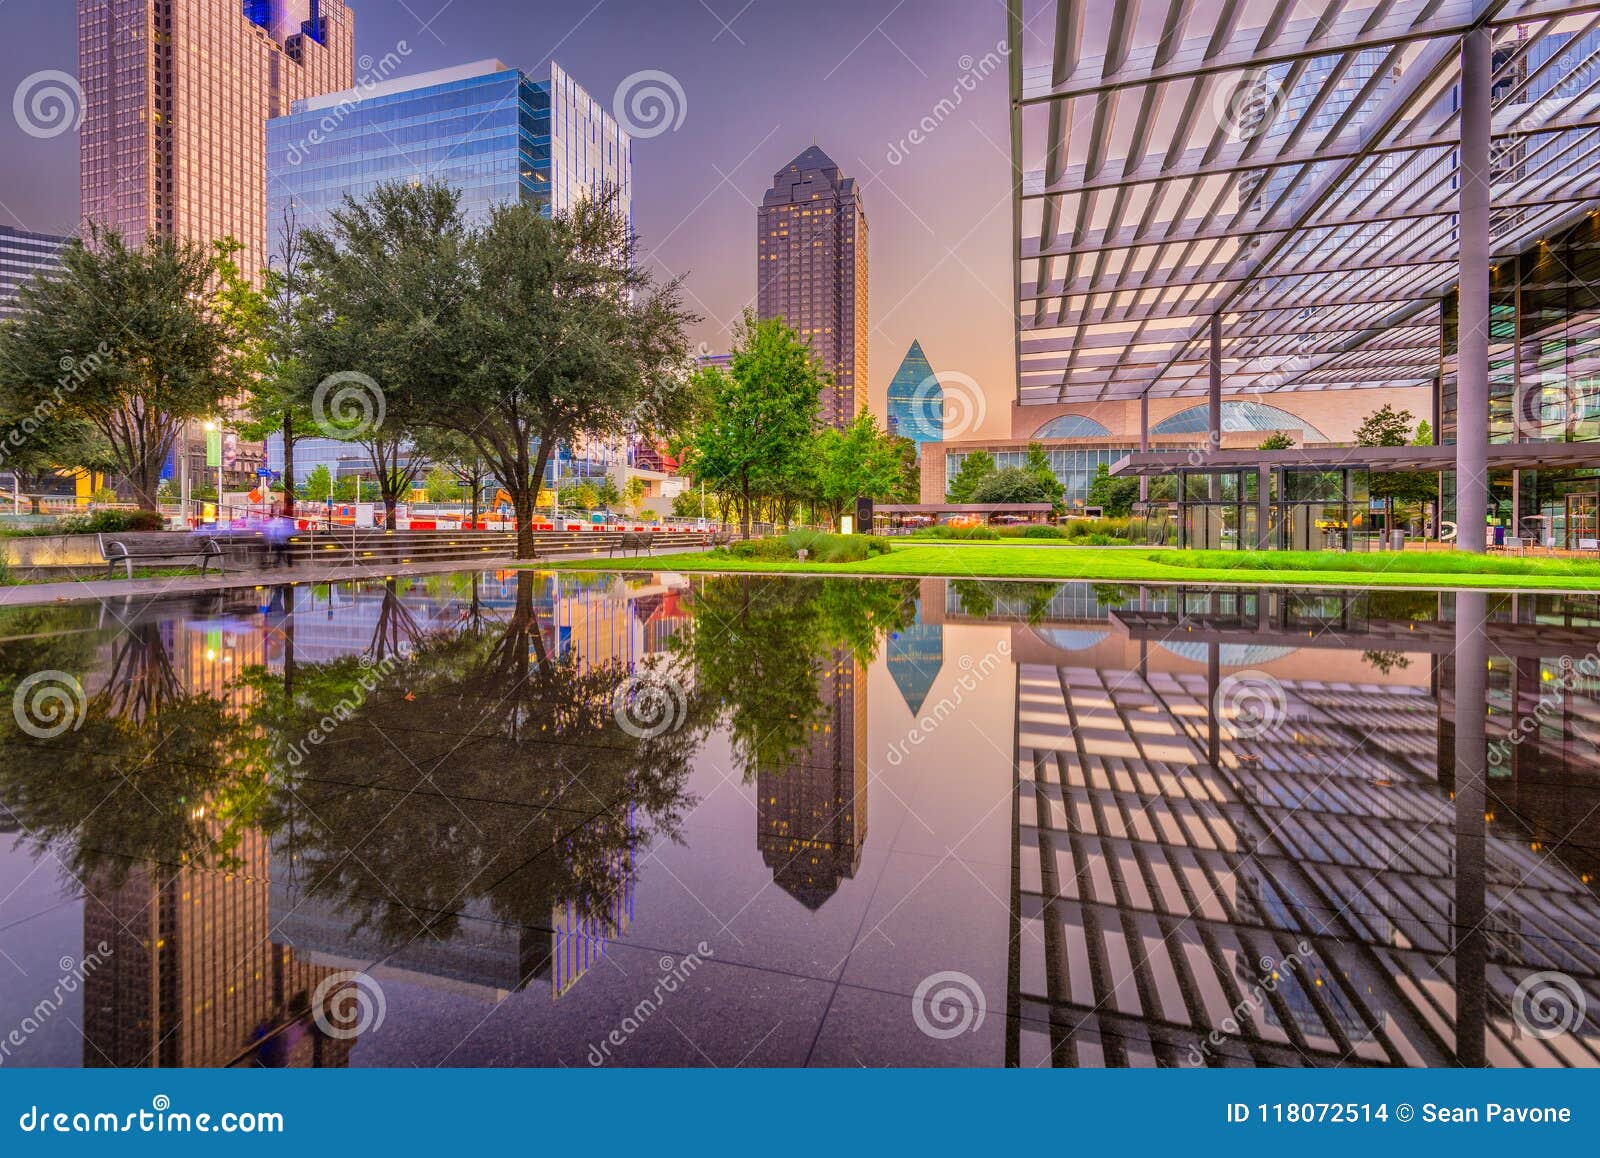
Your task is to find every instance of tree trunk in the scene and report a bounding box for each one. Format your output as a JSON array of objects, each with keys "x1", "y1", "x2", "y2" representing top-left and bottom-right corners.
[
  {"x1": 282, "y1": 413, "x2": 295, "y2": 519},
  {"x1": 514, "y1": 440, "x2": 554, "y2": 560}
]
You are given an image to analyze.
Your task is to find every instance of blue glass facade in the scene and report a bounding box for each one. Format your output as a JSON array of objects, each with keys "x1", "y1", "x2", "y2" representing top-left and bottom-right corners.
[
  {"x1": 265, "y1": 60, "x2": 630, "y2": 484},
  {"x1": 885, "y1": 340, "x2": 942, "y2": 446}
]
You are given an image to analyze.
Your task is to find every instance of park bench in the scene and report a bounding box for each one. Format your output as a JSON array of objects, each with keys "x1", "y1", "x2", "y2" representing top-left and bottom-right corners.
[
  {"x1": 98, "y1": 532, "x2": 226, "y2": 579},
  {"x1": 609, "y1": 531, "x2": 655, "y2": 557},
  {"x1": 706, "y1": 530, "x2": 734, "y2": 548}
]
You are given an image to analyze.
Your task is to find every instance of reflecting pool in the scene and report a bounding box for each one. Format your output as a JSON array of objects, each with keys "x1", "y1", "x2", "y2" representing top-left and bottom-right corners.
[{"x1": 1, "y1": 571, "x2": 1598, "y2": 1067}]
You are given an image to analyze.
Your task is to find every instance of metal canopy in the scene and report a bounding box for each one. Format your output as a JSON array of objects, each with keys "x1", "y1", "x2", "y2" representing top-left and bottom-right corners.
[
  {"x1": 1107, "y1": 439, "x2": 1600, "y2": 474},
  {"x1": 1008, "y1": 0, "x2": 1600, "y2": 404}
]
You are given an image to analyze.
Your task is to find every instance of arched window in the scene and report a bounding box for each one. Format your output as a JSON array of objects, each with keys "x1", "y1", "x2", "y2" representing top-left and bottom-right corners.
[
  {"x1": 1031, "y1": 414, "x2": 1112, "y2": 439},
  {"x1": 1150, "y1": 401, "x2": 1327, "y2": 441}
]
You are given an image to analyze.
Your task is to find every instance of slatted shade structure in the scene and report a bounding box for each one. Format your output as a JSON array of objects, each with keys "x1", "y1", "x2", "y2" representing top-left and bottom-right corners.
[{"x1": 1007, "y1": 0, "x2": 1600, "y2": 407}]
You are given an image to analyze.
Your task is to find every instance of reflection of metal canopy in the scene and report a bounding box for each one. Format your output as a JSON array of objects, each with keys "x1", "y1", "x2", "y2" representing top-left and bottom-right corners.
[{"x1": 1008, "y1": 1, "x2": 1600, "y2": 405}]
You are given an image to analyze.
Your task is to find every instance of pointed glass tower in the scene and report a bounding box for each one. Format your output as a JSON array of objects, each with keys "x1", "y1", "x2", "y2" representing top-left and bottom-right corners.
[{"x1": 885, "y1": 340, "x2": 943, "y2": 447}]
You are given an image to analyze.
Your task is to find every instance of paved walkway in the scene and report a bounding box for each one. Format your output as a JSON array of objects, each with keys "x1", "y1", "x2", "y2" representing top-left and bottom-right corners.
[{"x1": 0, "y1": 543, "x2": 709, "y2": 607}]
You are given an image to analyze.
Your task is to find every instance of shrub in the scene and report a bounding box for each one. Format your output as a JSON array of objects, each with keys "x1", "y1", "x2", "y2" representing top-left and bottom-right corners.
[
  {"x1": 1018, "y1": 525, "x2": 1064, "y2": 540},
  {"x1": 33, "y1": 509, "x2": 167, "y2": 537},
  {"x1": 719, "y1": 529, "x2": 891, "y2": 563}
]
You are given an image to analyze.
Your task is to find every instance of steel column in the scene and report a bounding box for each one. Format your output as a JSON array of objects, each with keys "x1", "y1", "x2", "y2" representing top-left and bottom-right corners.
[{"x1": 1456, "y1": 26, "x2": 1493, "y2": 554}]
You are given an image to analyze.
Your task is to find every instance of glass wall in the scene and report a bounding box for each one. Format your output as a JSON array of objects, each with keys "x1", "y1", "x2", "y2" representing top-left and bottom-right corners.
[
  {"x1": 1442, "y1": 211, "x2": 1600, "y2": 545},
  {"x1": 946, "y1": 446, "x2": 1134, "y2": 510}
]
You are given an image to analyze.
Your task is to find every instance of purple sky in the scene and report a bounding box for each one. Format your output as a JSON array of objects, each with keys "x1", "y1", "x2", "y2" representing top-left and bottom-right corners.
[{"x1": 0, "y1": 0, "x2": 1019, "y2": 434}]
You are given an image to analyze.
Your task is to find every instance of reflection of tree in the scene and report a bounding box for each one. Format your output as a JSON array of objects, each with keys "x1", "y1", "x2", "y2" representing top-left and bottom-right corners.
[
  {"x1": 950, "y1": 579, "x2": 1064, "y2": 624},
  {"x1": 367, "y1": 579, "x2": 429, "y2": 663},
  {"x1": 0, "y1": 618, "x2": 262, "y2": 884},
  {"x1": 680, "y1": 575, "x2": 915, "y2": 775},
  {"x1": 257, "y1": 571, "x2": 706, "y2": 942},
  {"x1": 1363, "y1": 650, "x2": 1412, "y2": 675}
]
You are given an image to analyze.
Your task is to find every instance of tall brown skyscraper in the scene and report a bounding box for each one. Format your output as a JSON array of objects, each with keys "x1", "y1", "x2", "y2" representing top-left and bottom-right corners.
[
  {"x1": 757, "y1": 146, "x2": 868, "y2": 428},
  {"x1": 79, "y1": 0, "x2": 356, "y2": 287}
]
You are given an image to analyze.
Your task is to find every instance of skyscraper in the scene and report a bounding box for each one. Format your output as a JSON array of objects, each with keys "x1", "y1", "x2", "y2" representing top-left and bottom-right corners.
[
  {"x1": 264, "y1": 58, "x2": 630, "y2": 487},
  {"x1": 267, "y1": 59, "x2": 629, "y2": 238},
  {"x1": 79, "y1": 0, "x2": 356, "y2": 287},
  {"x1": 0, "y1": 227, "x2": 66, "y2": 319},
  {"x1": 885, "y1": 339, "x2": 943, "y2": 447},
  {"x1": 757, "y1": 146, "x2": 868, "y2": 429}
]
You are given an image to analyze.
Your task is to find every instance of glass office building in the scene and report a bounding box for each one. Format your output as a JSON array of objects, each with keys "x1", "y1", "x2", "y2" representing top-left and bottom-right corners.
[
  {"x1": 0, "y1": 227, "x2": 66, "y2": 319},
  {"x1": 265, "y1": 59, "x2": 630, "y2": 485},
  {"x1": 885, "y1": 340, "x2": 942, "y2": 447}
]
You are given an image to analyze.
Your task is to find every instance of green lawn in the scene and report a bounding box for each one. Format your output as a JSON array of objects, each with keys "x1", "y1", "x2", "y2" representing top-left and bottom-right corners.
[{"x1": 542, "y1": 543, "x2": 1600, "y2": 590}]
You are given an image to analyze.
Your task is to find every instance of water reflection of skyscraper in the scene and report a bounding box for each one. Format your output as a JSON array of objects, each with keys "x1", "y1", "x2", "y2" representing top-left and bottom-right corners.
[
  {"x1": 81, "y1": 616, "x2": 355, "y2": 1068},
  {"x1": 757, "y1": 648, "x2": 869, "y2": 910}
]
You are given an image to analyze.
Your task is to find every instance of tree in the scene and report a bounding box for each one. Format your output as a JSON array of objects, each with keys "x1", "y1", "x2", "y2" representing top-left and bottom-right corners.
[
  {"x1": 412, "y1": 427, "x2": 491, "y2": 525},
  {"x1": 1357, "y1": 404, "x2": 1433, "y2": 533},
  {"x1": 812, "y1": 412, "x2": 905, "y2": 526},
  {"x1": 945, "y1": 449, "x2": 996, "y2": 503},
  {"x1": 415, "y1": 189, "x2": 695, "y2": 557},
  {"x1": 889, "y1": 435, "x2": 921, "y2": 503},
  {"x1": 1021, "y1": 442, "x2": 1067, "y2": 512},
  {"x1": 0, "y1": 227, "x2": 257, "y2": 510},
  {"x1": 300, "y1": 462, "x2": 336, "y2": 503},
  {"x1": 593, "y1": 476, "x2": 622, "y2": 510},
  {"x1": 1087, "y1": 461, "x2": 1141, "y2": 517},
  {"x1": 971, "y1": 466, "x2": 1060, "y2": 505},
  {"x1": 238, "y1": 206, "x2": 316, "y2": 515},
  {"x1": 295, "y1": 183, "x2": 463, "y2": 525},
  {"x1": 1258, "y1": 432, "x2": 1296, "y2": 450},
  {"x1": 623, "y1": 476, "x2": 647, "y2": 516},
  {"x1": 684, "y1": 313, "x2": 822, "y2": 538},
  {"x1": 423, "y1": 464, "x2": 463, "y2": 502},
  {"x1": 671, "y1": 488, "x2": 710, "y2": 520}
]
